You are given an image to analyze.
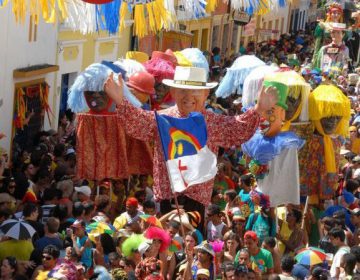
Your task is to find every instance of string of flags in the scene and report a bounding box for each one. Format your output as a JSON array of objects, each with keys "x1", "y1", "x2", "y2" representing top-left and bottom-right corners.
[{"x1": 0, "y1": 0, "x2": 288, "y2": 37}]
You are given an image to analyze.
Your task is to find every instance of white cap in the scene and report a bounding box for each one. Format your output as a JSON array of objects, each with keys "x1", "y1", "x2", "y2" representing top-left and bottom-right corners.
[{"x1": 74, "y1": 185, "x2": 91, "y2": 197}]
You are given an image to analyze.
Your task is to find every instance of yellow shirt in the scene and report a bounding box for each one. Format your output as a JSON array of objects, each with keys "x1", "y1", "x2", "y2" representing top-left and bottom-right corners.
[
  {"x1": 278, "y1": 222, "x2": 293, "y2": 256},
  {"x1": 0, "y1": 239, "x2": 34, "y2": 261}
]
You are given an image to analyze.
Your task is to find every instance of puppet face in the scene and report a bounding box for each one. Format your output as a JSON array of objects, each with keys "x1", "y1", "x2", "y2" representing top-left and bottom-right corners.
[
  {"x1": 330, "y1": 10, "x2": 342, "y2": 22},
  {"x1": 285, "y1": 95, "x2": 302, "y2": 121},
  {"x1": 260, "y1": 105, "x2": 285, "y2": 137},
  {"x1": 84, "y1": 90, "x2": 112, "y2": 113},
  {"x1": 330, "y1": 29, "x2": 344, "y2": 44},
  {"x1": 320, "y1": 116, "x2": 342, "y2": 135}
]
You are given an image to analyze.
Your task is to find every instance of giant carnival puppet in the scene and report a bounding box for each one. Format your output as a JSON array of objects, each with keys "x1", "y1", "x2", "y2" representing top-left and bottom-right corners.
[
  {"x1": 241, "y1": 64, "x2": 312, "y2": 205},
  {"x1": 312, "y1": 2, "x2": 344, "y2": 68},
  {"x1": 318, "y1": 22, "x2": 350, "y2": 78},
  {"x1": 241, "y1": 75, "x2": 306, "y2": 207},
  {"x1": 144, "y1": 51, "x2": 177, "y2": 110},
  {"x1": 68, "y1": 62, "x2": 153, "y2": 180},
  {"x1": 304, "y1": 84, "x2": 350, "y2": 203}
]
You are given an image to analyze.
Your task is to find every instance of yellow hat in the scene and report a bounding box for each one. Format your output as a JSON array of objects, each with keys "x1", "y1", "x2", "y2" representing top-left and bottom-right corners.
[{"x1": 126, "y1": 51, "x2": 149, "y2": 63}]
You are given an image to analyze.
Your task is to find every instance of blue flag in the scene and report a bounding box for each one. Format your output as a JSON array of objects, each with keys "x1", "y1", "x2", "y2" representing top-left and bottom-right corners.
[{"x1": 155, "y1": 112, "x2": 217, "y2": 193}]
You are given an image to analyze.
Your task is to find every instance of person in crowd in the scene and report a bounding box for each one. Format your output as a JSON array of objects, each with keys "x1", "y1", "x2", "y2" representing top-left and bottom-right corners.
[
  {"x1": 206, "y1": 204, "x2": 228, "y2": 242},
  {"x1": 277, "y1": 208, "x2": 307, "y2": 256},
  {"x1": 71, "y1": 219, "x2": 93, "y2": 270},
  {"x1": 22, "y1": 203, "x2": 44, "y2": 241},
  {"x1": 329, "y1": 228, "x2": 351, "y2": 279},
  {"x1": 34, "y1": 217, "x2": 63, "y2": 252},
  {"x1": 278, "y1": 256, "x2": 296, "y2": 280},
  {"x1": 74, "y1": 185, "x2": 92, "y2": 203},
  {"x1": 234, "y1": 248, "x2": 251, "y2": 268},
  {"x1": 221, "y1": 231, "x2": 240, "y2": 264},
  {"x1": 263, "y1": 237, "x2": 281, "y2": 274},
  {"x1": 0, "y1": 257, "x2": 18, "y2": 280},
  {"x1": 340, "y1": 253, "x2": 357, "y2": 279},
  {"x1": 243, "y1": 231, "x2": 274, "y2": 277},
  {"x1": 113, "y1": 198, "x2": 144, "y2": 231},
  {"x1": 31, "y1": 245, "x2": 60, "y2": 279},
  {"x1": 40, "y1": 188, "x2": 58, "y2": 224},
  {"x1": 184, "y1": 241, "x2": 215, "y2": 280},
  {"x1": 246, "y1": 191, "x2": 275, "y2": 245}
]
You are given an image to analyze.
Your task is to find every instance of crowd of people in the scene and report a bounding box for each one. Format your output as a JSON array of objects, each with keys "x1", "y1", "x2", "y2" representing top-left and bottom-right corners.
[{"x1": 1, "y1": 2, "x2": 360, "y2": 280}]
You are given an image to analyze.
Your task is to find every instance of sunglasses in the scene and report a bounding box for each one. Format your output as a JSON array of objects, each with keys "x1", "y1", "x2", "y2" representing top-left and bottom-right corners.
[
  {"x1": 197, "y1": 277, "x2": 209, "y2": 280},
  {"x1": 43, "y1": 255, "x2": 53, "y2": 261}
]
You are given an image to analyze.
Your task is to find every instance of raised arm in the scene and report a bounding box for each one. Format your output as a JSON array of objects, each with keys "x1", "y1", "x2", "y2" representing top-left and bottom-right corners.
[
  {"x1": 211, "y1": 86, "x2": 279, "y2": 147},
  {"x1": 104, "y1": 73, "x2": 156, "y2": 142}
]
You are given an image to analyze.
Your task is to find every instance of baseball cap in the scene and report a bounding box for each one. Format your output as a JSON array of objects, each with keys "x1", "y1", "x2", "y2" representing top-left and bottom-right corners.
[{"x1": 74, "y1": 185, "x2": 91, "y2": 197}]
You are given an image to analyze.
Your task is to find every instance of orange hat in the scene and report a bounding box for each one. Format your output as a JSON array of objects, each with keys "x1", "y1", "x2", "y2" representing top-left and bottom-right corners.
[
  {"x1": 126, "y1": 197, "x2": 138, "y2": 207},
  {"x1": 126, "y1": 72, "x2": 155, "y2": 95}
]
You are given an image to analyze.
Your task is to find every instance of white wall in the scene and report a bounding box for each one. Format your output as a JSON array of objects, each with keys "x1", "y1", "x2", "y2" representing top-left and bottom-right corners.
[{"x1": 0, "y1": 4, "x2": 58, "y2": 153}]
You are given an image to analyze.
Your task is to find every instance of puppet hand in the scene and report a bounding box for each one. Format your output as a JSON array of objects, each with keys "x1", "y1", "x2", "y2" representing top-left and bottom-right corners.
[
  {"x1": 254, "y1": 86, "x2": 279, "y2": 116},
  {"x1": 104, "y1": 73, "x2": 124, "y2": 105}
]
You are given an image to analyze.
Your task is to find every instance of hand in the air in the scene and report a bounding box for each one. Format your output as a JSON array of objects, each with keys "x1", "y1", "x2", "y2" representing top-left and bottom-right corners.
[
  {"x1": 254, "y1": 86, "x2": 279, "y2": 116},
  {"x1": 104, "y1": 73, "x2": 124, "y2": 105}
]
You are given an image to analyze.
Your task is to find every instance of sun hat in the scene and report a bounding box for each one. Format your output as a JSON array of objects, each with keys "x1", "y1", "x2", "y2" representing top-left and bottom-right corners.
[
  {"x1": 162, "y1": 66, "x2": 218, "y2": 89},
  {"x1": 326, "y1": 22, "x2": 347, "y2": 32},
  {"x1": 194, "y1": 241, "x2": 215, "y2": 257},
  {"x1": 74, "y1": 185, "x2": 91, "y2": 197}
]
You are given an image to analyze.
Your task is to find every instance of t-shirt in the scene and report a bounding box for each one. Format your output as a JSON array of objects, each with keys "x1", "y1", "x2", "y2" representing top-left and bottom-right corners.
[
  {"x1": 239, "y1": 189, "x2": 254, "y2": 213},
  {"x1": 250, "y1": 248, "x2": 273, "y2": 274},
  {"x1": 113, "y1": 211, "x2": 144, "y2": 230},
  {"x1": 246, "y1": 213, "x2": 276, "y2": 244},
  {"x1": 0, "y1": 240, "x2": 34, "y2": 261},
  {"x1": 35, "y1": 236, "x2": 63, "y2": 252},
  {"x1": 330, "y1": 245, "x2": 350, "y2": 278}
]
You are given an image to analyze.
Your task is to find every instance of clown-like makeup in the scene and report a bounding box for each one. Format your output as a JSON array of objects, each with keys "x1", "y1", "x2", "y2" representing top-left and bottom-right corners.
[
  {"x1": 320, "y1": 116, "x2": 342, "y2": 135},
  {"x1": 260, "y1": 106, "x2": 285, "y2": 137}
]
